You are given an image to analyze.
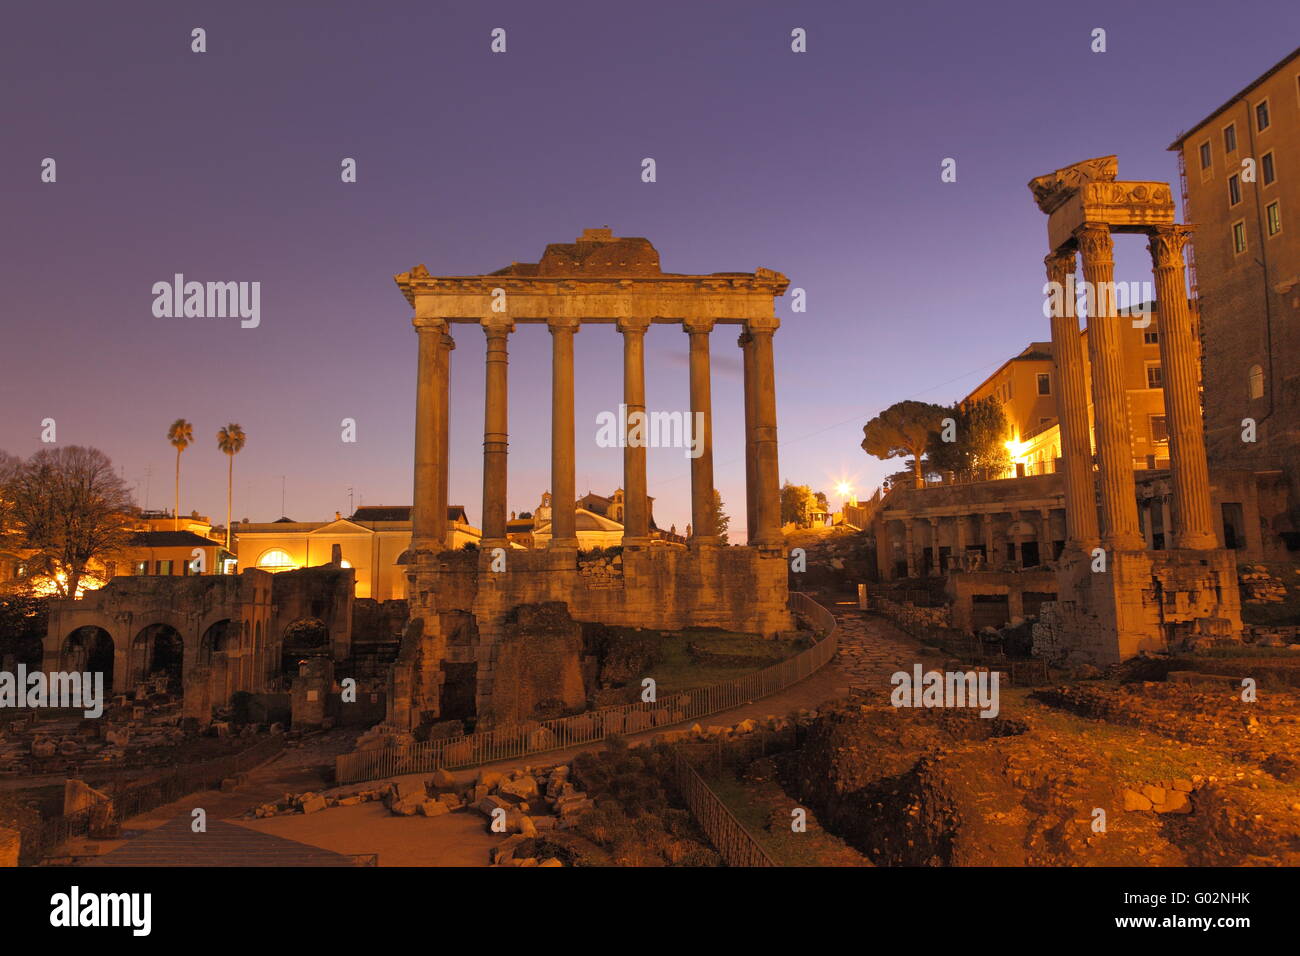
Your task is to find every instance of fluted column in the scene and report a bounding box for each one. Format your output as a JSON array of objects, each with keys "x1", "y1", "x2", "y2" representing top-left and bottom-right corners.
[
  {"x1": 617, "y1": 317, "x2": 651, "y2": 546},
  {"x1": 480, "y1": 317, "x2": 513, "y2": 547},
  {"x1": 411, "y1": 319, "x2": 448, "y2": 553},
  {"x1": 1076, "y1": 224, "x2": 1144, "y2": 551},
  {"x1": 1044, "y1": 248, "x2": 1101, "y2": 552},
  {"x1": 436, "y1": 332, "x2": 454, "y2": 549},
  {"x1": 1148, "y1": 224, "x2": 1217, "y2": 549},
  {"x1": 748, "y1": 318, "x2": 782, "y2": 549},
  {"x1": 739, "y1": 331, "x2": 758, "y2": 544},
  {"x1": 685, "y1": 318, "x2": 718, "y2": 547},
  {"x1": 548, "y1": 318, "x2": 580, "y2": 549}
]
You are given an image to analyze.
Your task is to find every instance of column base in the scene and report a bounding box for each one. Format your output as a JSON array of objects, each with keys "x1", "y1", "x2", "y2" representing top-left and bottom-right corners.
[
  {"x1": 689, "y1": 535, "x2": 721, "y2": 550},
  {"x1": 1103, "y1": 533, "x2": 1146, "y2": 552},
  {"x1": 548, "y1": 538, "x2": 580, "y2": 551},
  {"x1": 1174, "y1": 531, "x2": 1219, "y2": 550},
  {"x1": 480, "y1": 538, "x2": 509, "y2": 550},
  {"x1": 621, "y1": 536, "x2": 652, "y2": 550}
]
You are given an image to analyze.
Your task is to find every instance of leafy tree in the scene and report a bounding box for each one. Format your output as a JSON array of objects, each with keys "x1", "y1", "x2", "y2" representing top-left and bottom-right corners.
[
  {"x1": 925, "y1": 396, "x2": 1011, "y2": 481},
  {"x1": 711, "y1": 489, "x2": 730, "y2": 544},
  {"x1": 167, "y1": 419, "x2": 193, "y2": 531},
  {"x1": 2, "y1": 446, "x2": 135, "y2": 597},
  {"x1": 862, "y1": 401, "x2": 947, "y2": 488},
  {"x1": 780, "y1": 482, "x2": 816, "y2": 526},
  {"x1": 217, "y1": 423, "x2": 246, "y2": 550}
]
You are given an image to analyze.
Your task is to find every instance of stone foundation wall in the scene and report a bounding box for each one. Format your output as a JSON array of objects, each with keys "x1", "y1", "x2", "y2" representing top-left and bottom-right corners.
[{"x1": 392, "y1": 545, "x2": 793, "y2": 730}]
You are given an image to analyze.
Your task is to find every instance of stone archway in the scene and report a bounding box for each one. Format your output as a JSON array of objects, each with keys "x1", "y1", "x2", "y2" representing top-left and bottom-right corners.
[
  {"x1": 62, "y1": 626, "x2": 116, "y2": 692},
  {"x1": 281, "y1": 617, "x2": 329, "y2": 682},
  {"x1": 130, "y1": 623, "x2": 184, "y2": 694}
]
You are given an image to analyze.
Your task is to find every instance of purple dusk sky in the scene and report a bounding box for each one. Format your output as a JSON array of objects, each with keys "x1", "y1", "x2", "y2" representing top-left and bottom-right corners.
[{"x1": 3, "y1": 1, "x2": 1297, "y2": 540}]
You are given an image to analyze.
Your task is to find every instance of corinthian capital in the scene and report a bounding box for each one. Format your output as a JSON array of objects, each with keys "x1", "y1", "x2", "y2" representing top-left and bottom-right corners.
[
  {"x1": 682, "y1": 317, "x2": 716, "y2": 335},
  {"x1": 1147, "y1": 224, "x2": 1195, "y2": 269},
  {"x1": 1074, "y1": 223, "x2": 1114, "y2": 266},
  {"x1": 1044, "y1": 249, "x2": 1077, "y2": 284},
  {"x1": 615, "y1": 316, "x2": 651, "y2": 335}
]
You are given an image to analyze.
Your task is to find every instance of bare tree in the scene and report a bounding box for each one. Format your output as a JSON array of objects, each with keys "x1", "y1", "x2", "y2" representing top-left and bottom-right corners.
[{"x1": 4, "y1": 446, "x2": 135, "y2": 597}]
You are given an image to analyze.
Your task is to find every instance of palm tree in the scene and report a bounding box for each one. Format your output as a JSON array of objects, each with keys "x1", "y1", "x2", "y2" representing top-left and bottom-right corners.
[
  {"x1": 167, "y1": 419, "x2": 193, "y2": 531},
  {"x1": 216, "y1": 424, "x2": 246, "y2": 550}
]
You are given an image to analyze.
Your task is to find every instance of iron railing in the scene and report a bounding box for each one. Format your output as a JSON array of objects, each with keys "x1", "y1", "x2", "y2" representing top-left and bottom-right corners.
[
  {"x1": 671, "y1": 747, "x2": 775, "y2": 867},
  {"x1": 335, "y1": 592, "x2": 838, "y2": 784}
]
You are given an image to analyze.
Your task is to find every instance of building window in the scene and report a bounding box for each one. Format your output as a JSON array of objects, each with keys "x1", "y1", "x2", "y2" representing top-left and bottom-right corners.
[
  {"x1": 257, "y1": 548, "x2": 295, "y2": 569},
  {"x1": 133, "y1": 560, "x2": 148, "y2": 575},
  {"x1": 1146, "y1": 364, "x2": 1164, "y2": 389},
  {"x1": 156, "y1": 560, "x2": 173, "y2": 575},
  {"x1": 1036, "y1": 372, "x2": 1051, "y2": 395},
  {"x1": 1150, "y1": 415, "x2": 1168, "y2": 443},
  {"x1": 1143, "y1": 329, "x2": 1160, "y2": 345},
  {"x1": 1198, "y1": 140, "x2": 1212, "y2": 170},
  {"x1": 1261, "y1": 151, "x2": 1275, "y2": 186},
  {"x1": 1248, "y1": 364, "x2": 1264, "y2": 399},
  {"x1": 1233, "y1": 220, "x2": 1247, "y2": 254},
  {"x1": 1223, "y1": 123, "x2": 1237, "y2": 153},
  {"x1": 104, "y1": 562, "x2": 117, "y2": 580},
  {"x1": 1267, "y1": 201, "x2": 1281, "y2": 236},
  {"x1": 1228, "y1": 173, "x2": 1241, "y2": 206},
  {"x1": 1255, "y1": 99, "x2": 1270, "y2": 132}
]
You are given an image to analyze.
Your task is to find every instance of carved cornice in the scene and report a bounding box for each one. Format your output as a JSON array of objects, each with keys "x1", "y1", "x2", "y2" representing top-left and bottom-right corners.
[{"x1": 1028, "y1": 155, "x2": 1118, "y2": 213}]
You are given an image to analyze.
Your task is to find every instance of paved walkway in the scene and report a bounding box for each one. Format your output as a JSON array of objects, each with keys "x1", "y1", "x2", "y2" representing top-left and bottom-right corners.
[
  {"x1": 72, "y1": 599, "x2": 929, "y2": 867},
  {"x1": 85, "y1": 814, "x2": 356, "y2": 866}
]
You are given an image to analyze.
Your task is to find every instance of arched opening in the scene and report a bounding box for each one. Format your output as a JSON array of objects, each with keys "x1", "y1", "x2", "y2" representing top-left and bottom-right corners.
[
  {"x1": 131, "y1": 623, "x2": 184, "y2": 694},
  {"x1": 256, "y1": 549, "x2": 296, "y2": 571},
  {"x1": 61, "y1": 626, "x2": 115, "y2": 692},
  {"x1": 199, "y1": 618, "x2": 240, "y2": 704},
  {"x1": 281, "y1": 617, "x2": 329, "y2": 681},
  {"x1": 1248, "y1": 364, "x2": 1264, "y2": 400}
]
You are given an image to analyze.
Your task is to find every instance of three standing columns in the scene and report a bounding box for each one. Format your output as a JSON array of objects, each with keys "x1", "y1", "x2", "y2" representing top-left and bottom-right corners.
[
  {"x1": 480, "y1": 318, "x2": 513, "y2": 547},
  {"x1": 617, "y1": 317, "x2": 652, "y2": 547},
  {"x1": 685, "y1": 318, "x2": 718, "y2": 547},
  {"x1": 412, "y1": 320, "x2": 452, "y2": 553},
  {"x1": 1148, "y1": 225, "x2": 1217, "y2": 549},
  {"x1": 1076, "y1": 224, "x2": 1144, "y2": 552},
  {"x1": 548, "y1": 318, "x2": 580, "y2": 549},
  {"x1": 1044, "y1": 249, "x2": 1101, "y2": 552}
]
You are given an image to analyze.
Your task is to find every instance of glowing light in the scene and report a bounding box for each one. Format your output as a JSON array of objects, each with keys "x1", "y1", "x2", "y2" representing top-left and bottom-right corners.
[{"x1": 835, "y1": 481, "x2": 853, "y2": 499}]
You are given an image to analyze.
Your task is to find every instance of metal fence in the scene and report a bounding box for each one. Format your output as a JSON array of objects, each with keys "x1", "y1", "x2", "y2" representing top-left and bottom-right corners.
[
  {"x1": 671, "y1": 747, "x2": 775, "y2": 867},
  {"x1": 35, "y1": 736, "x2": 286, "y2": 860},
  {"x1": 335, "y1": 591, "x2": 839, "y2": 784}
]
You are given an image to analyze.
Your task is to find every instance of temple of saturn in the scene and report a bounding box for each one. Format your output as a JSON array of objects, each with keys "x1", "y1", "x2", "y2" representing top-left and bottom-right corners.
[
  {"x1": 1027, "y1": 156, "x2": 1241, "y2": 664},
  {"x1": 387, "y1": 229, "x2": 794, "y2": 730}
]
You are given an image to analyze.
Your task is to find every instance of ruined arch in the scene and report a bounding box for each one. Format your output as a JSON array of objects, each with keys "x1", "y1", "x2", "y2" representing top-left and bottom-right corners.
[
  {"x1": 62, "y1": 626, "x2": 115, "y2": 692},
  {"x1": 130, "y1": 623, "x2": 184, "y2": 693}
]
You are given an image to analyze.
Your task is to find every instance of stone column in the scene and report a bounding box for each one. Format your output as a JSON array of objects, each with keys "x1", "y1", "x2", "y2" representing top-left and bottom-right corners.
[
  {"x1": 1076, "y1": 224, "x2": 1143, "y2": 551},
  {"x1": 928, "y1": 517, "x2": 941, "y2": 574},
  {"x1": 983, "y1": 513, "x2": 995, "y2": 567},
  {"x1": 411, "y1": 319, "x2": 448, "y2": 553},
  {"x1": 955, "y1": 515, "x2": 967, "y2": 570},
  {"x1": 548, "y1": 318, "x2": 580, "y2": 549},
  {"x1": 1044, "y1": 249, "x2": 1101, "y2": 552},
  {"x1": 436, "y1": 332, "x2": 454, "y2": 549},
  {"x1": 480, "y1": 317, "x2": 513, "y2": 547},
  {"x1": 748, "y1": 318, "x2": 782, "y2": 549},
  {"x1": 1142, "y1": 500, "x2": 1155, "y2": 549},
  {"x1": 617, "y1": 317, "x2": 651, "y2": 546},
  {"x1": 1160, "y1": 496, "x2": 1173, "y2": 550},
  {"x1": 739, "y1": 331, "x2": 758, "y2": 544},
  {"x1": 1148, "y1": 224, "x2": 1217, "y2": 549},
  {"x1": 1038, "y1": 507, "x2": 1052, "y2": 563},
  {"x1": 685, "y1": 318, "x2": 718, "y2": 547},
  {"x1": 904, "y1": 519, "x2": 916, "y2": 577}
]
